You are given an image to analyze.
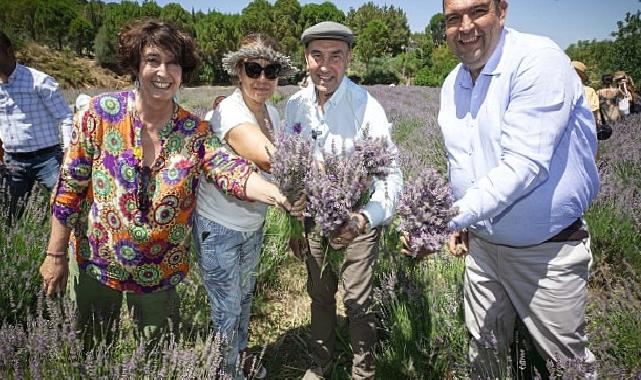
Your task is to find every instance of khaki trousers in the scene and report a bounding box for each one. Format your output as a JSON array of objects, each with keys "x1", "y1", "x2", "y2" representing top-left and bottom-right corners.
[
  {"x1": 305, "y1": 227, "x2": 380, "y2": 380},
  {"x1": 465, "y1": 234, "x2": 596, "y2": 379}
]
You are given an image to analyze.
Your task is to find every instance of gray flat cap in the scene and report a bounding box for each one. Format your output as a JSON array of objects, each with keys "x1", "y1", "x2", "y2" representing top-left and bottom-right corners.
[{"x1": 301, "y1": 21, "x2": 354, "y2": 46}]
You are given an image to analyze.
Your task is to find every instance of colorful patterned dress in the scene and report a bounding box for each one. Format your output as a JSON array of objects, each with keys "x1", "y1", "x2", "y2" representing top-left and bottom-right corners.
[{"x1": 51, "y1": 90, "x2": 255, "y2": 293}]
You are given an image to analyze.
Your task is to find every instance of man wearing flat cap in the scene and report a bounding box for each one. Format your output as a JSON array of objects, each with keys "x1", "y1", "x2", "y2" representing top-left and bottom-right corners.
[{"x1": 285, "y1": 21, "x2": 403, "y2": 380}]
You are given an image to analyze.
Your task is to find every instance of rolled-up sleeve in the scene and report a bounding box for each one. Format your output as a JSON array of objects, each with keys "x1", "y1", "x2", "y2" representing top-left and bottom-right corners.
[
  {"x1": 451, "y1": 48, "x2": 574, "y2": 229},
  {"x1": 50, "y1": 107, "x2": 95, "y2": 228},
  {"x1": 201, "y1": 132, "x2": 255, "y2": 200},
  {"x1": 39, "y1": 76, "x2": 73, "y2": 148}
]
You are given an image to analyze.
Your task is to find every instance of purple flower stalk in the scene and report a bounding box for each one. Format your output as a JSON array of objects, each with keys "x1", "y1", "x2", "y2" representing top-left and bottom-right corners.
[
  {"x1": 269, "y1": 129, "x2": 312, "y2": 203},
  {"x1": 397, "y1": 167, "x2": 457, "y2": 253}
]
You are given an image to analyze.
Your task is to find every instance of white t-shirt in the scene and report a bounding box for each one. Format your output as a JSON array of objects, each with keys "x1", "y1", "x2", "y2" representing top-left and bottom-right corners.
[{"x1": 196, "y1": 88, "x2": 280, "y2": 231}]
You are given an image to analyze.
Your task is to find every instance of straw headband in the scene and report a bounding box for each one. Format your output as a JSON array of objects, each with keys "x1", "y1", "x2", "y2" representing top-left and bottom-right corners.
[{"x1": 222, "y1": 46, "x2": 298, "y2": 78}]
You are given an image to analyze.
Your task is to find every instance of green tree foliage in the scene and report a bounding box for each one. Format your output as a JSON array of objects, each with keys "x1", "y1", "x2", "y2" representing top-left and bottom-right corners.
[
  {"x1": 240, "y1": 0, "x2": 274, "y2": 37},
  {"x1": 356, "y1": 19, "x2": 390, "y2": 68},
  {"x1": 33, "y1": 0, "x2": 77, "y2": 49},
  {"x1": 427, "y1": 13, "x2": 446, "y2": 46},
  {"x1": 346, "y1": 2, "x2": 409, "y2": 55},
  {"x1": 414, "y1": 45, "x2": 458, "y2": 86},
  {"x1": 612, "y1": 10, "x2": 641, "y2": 83},
  {"x1": 194, "y1": 12, "x2": 241, "y2": 84},
  {"x1": 94, "y1": 1, "x2": 142, "y2": 71},
  {"x1": 299, "y1": 2, "x2": 345, "y2": 30},
  {"x1": 68, "y1": 16, "x2": 95, "y2": 56}
]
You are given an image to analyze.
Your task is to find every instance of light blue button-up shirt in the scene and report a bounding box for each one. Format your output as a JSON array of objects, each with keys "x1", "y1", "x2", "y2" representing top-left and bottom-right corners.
[
  {"x1": 284, "y1": 76, "x2": 403, "y2": 228},
  {"x1": 438, "y1": 28, "x2": 599, "y2": 246},
  {"x1": 0, "y1": 64, "x2": 73, "y2": 151}
]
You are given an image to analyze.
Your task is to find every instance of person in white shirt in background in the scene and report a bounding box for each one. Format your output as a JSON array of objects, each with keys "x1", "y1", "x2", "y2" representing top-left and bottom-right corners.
[
  {"x1": 284, "y1": 21, "x2": 403, "y2": 380},
  {"x1": 193, "y1": 33, "x2": 297, "y2": 380}
]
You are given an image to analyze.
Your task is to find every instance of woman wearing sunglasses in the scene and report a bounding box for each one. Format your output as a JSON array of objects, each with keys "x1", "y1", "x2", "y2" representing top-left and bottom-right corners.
[
  {"x1": 39, "y1": 21, "x2": 299, "y2": 350},
  {"x1": 194, "y1": 34, "x2": 297, "y2": 379}
]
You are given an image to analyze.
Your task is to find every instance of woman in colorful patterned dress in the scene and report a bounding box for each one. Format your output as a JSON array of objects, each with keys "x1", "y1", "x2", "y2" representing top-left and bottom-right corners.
[{"x1": 38, "y1": 20, "x2": 297, "y2": 346}]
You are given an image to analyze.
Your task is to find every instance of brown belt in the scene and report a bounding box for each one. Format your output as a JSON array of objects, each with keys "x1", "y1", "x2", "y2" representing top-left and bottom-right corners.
[{"x1": 545, "y1": 218, "x2": 589, "y2": 242}]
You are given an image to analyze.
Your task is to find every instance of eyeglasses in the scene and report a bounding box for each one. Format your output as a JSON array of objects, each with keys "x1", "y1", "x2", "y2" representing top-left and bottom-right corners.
[
  {"x1": 137, "y1": 166, "x2": 152, "y2": 212},
  {"x1": 243, "y1": 61, "x2": 281, "y2": 80}
]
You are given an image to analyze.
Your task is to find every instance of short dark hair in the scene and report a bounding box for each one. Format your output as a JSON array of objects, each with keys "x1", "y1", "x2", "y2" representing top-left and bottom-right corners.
[
  {"x1": 0, "y1": 30, "x2": 13, "y2": 52},
  {"x1": 117, "y1": 19, "x2": 201, "y2": 84},
  {"x1": 602, "y1": 74, "x2": 613, "y2": 85}
]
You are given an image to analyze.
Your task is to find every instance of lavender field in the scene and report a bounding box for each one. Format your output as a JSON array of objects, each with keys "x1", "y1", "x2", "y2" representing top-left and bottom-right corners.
[{"x1": 1, "y1": 85, "x2": 640, "y2": 378}]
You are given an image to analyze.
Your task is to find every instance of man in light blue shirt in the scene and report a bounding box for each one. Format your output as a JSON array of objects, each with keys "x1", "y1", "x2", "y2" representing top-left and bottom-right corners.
[
  {"x1": 0, "y1": 30, "x2": 72, "y2": 223},
  {"x1": 285, "y1": 21, "x2": 403, "y2": 380},
  {"x1": 437, "y1": 0, "x2": 598, "y2": 377}
]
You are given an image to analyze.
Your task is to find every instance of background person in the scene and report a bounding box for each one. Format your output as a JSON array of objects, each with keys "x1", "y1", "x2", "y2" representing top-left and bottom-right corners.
[
  {"x1": 408, "y1": 0, "x2": 599, "y2": 377},
  {"x1": 572, "y1": 61, "x2": 600, "y2": 125},
  {"x1": 597, "y1": 74, "x2": 623, "y2": 124},
  {"x1": 39, "y1": 20, "x2": 296, "y2": 349},
  {"x1": 193, "y1": 33, "x2": 296, "y2": 380},
  {"x1": 285, "y1": 21, "x2": 403, "y2": 380},
  {"x1": 0, "y1": 30, "x2": 73, "y2": 224}
]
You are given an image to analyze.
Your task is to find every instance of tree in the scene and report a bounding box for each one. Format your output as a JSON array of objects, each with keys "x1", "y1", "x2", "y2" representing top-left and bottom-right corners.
[
  {"x1": 612, "y1": 10, "x2": 641, "y2": 83},
  {"x1": 299, "y1": 2, "x2": 345, "y2": 31},
  {"x1": 94, "y1": 1, "x2": 142, "y2": 71},
  {"x1": 68, "y1": 16, "x2": 95, "y2": 56},
  {"x1": 346, "y1": 2, "x2": 409, "y2": 55},
  {"x1": 427, "y1": 13, "x2": 446, "y2": 46},
  {"x1": 33, "y1": 0, "x2": 77, "y2": 49},
  {"x1": 239, "y1": 0, "x2": 274, "y2": 36},
  {"x1": 272, "y1": 0, "x2": 302, "y2": 58},
  {"x1": 355, "y1": 19, "x2": 389, "y2": 69}
]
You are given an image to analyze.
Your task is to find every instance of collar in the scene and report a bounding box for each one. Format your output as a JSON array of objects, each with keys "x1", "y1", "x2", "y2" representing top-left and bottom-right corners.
[
  {"x1": 456, "y1": 27, "x2": 508, "y2": 89},
  {"x1": 2, "y1": 63, "x2": 23, "y2": 85}
]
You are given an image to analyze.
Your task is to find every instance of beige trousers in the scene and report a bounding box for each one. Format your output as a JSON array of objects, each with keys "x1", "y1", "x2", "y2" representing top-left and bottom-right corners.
[
  {"x1": 465, "y1": 234, "x2": 596, "y2": 379},
  {"x1": 304, "y1": 227, "x2": 380, "y2": 380}
]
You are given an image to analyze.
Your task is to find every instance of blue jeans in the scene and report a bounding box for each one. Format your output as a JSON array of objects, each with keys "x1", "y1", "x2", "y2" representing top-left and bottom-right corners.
[
  {"x1": 192, "y1": 213, "x2": 264, "y2": 376},
  {"x1": 3, "y1": 146, "x2": 62, "y2": 223}
]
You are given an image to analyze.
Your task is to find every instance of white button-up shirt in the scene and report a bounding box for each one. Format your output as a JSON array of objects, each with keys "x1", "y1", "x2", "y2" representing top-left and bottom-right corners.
[
  {"x1": 284, "y1": 76, "x2": 403, "y2": 228},
  {"x1": 439, "y1": 28, "x2": 599, "y2": 246}
]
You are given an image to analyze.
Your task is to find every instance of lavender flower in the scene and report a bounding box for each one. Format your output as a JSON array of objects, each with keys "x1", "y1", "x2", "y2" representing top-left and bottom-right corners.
[
  {"x1": 269, "y1": 129, "x2": 312, "y2": 203},
  {"x1": 397, "y1": 167, "x2": 457, "y2": 254}
]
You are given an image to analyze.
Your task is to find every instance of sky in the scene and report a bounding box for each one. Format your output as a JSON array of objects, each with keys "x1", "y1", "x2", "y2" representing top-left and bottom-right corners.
[{"x1": 142, "y1": 0, "x2": 640, "y2": 49}]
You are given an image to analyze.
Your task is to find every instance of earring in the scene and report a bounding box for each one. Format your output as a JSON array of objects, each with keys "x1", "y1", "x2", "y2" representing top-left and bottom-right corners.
[{"x1": 134, "y1": 78, "x2": 140, "y2": 89}]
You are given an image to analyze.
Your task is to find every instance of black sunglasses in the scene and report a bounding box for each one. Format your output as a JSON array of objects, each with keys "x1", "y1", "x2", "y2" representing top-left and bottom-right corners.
[
  {"x1": 243, "y1": 61, "x2": 281, "y2": 80},
  {"x1": 137, "y1": 166, "x2": 152, "y2": 213}
]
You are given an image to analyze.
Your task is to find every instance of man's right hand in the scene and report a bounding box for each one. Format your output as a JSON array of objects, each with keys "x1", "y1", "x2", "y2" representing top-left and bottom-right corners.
[
  {"x1": 289, "y1": 237, "x2": 308, "y2": 261},
  {"x1": 447, "y1": 230, "x2": 469, "y2": 257},
  {"x1": 400, "y1": 231, "x2": 437, "y2": 259},
  {"x1": 39, "y1": 255, "x2": 69, "y2": 296}
]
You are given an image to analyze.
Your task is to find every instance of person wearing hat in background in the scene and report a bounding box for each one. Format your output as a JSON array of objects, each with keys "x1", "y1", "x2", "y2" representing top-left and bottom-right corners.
[
  {"x1": 284, "y1": 21, "x2": 403, "y2": 380},
  {"x1": 193, "y1": 33, "x2": 298, "y2": 380},
  {"x1": 613, "y1": 70, "x2": 635, "y2": 116},
  {"x1": 597, "y1": 74, "x2": 624, "y2": 125},
  {"x1": 0, "y1": 30, "x2": 73, "y2": 224},
  {"x1": 572, "y1": 61, "x2": 600, "y2": 125}
]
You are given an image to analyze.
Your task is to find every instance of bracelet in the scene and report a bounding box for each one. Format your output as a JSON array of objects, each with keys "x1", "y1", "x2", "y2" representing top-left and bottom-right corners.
[{"x1": 46, "y1": 251, "x2": 68, "y2": 259}]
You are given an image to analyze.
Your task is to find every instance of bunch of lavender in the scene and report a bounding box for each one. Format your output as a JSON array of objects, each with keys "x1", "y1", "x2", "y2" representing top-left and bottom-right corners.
[
  {"x1": 397, "y1": 167, "x2": 457, "y2": 255},
  {"x1": 306, "y1": 135, "x2": 393, "y2": 238},
  {"x1": 268, "y1": 124, "x2": 312, "y2": 240},
  {"x1": 353, "y1": 131, "x2": 395, "y2": 178},
  {"x1": 269, "y1": 125, "x2": 312, "y2": 203}
]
